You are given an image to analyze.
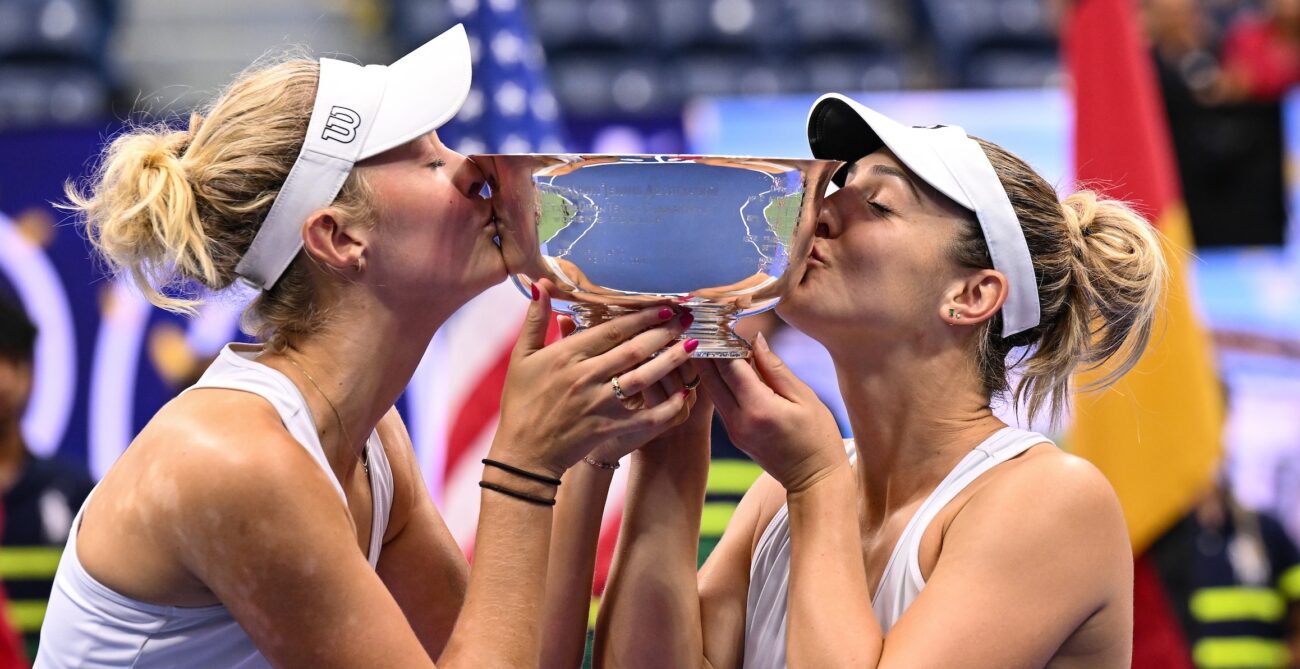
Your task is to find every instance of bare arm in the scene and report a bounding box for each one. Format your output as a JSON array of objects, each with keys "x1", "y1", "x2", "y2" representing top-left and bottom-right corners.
[
  {"x1": 374, "y1": 408, "x2": 468, "y2": 659},
  {"x1": 783, "y1": 463, "x2": 880, "y2": 665},
  {"x1": 595, "y1": 401, "x2": 784, "y2": 669},
  {"x1": 594, "y1": 420, "x2": 712, "y2": 668},
  {"x1": 539, "y1": 311, "x2": 699, "y2": 668},
  {"x1": 538, "y1": 462, "x2": 615, "y2": 669}
]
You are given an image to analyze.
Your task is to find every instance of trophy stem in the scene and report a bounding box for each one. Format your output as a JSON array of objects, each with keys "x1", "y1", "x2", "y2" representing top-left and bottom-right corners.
[{"x1": 568, "y1": 303, "x2": 751, "y2": 359}]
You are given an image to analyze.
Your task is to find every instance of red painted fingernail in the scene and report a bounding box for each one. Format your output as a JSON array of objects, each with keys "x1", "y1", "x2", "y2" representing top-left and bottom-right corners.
[
  {"x1": 658, "y1": 307, "x2": 674, "y2": 320},
  {"x1": 676, "y1": 294, "x2": 694, "y2": 303},
  {"x1": 680, "y1": 312, "x2": 695, "y2": 328},
  {"x1": 684, "y1": 338, "x2": 699, "y2": 353},
  {"x1": 681, "y1": 389, "x2": 692, "y2": 398},
  {"x1": 530, "y1": 283, "x2": 540, "y2": 301}
]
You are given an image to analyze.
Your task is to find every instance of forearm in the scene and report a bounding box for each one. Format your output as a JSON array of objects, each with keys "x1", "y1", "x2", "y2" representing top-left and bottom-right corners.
[
  {"x1": 595, "y1": 430, "x2": 711, "y2": 668},
  {"x1": 438, "y1": 455, "x2": 558, "y2": 668},
  {"x1": 785, "y1": 463, "x2": 881, "y2": 667},
  {"x1": 539, "y1": 461, "x2": 615, "y2": 669}
]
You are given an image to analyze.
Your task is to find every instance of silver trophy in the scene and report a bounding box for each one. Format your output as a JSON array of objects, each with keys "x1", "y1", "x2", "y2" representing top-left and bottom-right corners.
[{"x1": 475, "y1": 154, "x2": 843, "y2": 358}]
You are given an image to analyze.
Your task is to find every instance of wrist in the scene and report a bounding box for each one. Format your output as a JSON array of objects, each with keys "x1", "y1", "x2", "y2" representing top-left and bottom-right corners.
[
  {"x1": 481, "y1": 457, "x2": 560, "y2": 504},
  {"x1": 781, "y1": 452, "x2": 852, "y2": 496},
  {"x1": 486, "y1": 440, "x2": 567, "y2": 480}
]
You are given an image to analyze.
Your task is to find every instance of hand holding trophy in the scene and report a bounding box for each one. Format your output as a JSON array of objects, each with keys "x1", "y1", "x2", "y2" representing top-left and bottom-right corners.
[{"x1": 476, "y1": 154, "x2": 842, "y2": 358}]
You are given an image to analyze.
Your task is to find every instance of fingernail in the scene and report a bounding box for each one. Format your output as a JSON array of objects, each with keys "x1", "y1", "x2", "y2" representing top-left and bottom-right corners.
[
  {"x1": 530, "y1": 283, "x2": 540, "y2": 301},
  {"x1": 755, "y1": 331, "x2": 769, "y2": 352},
  {"x1": 680, "y1": 312, "x2": 695, "y2": 328},
  {"x1": 658, "y1": 307, "x2": 674, "y2": 320},
  {"x1": 681, "y1": 388, "x2": 692, "y2": 398},
  {"x1": 684, "y1": 338, "x2": 699, "y2": 353},
  {"x1": 676, "y1": 294, "x2": 693, "y2": 303}
]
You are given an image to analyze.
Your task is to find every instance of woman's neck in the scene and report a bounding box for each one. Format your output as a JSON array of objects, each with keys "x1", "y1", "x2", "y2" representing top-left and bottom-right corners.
[
  {"x1": 829, "y1": 339, "x2": 1005, "y2": 529},
  {"x1": 259, "y1": 292, "x2": 452, "y2": 480}
]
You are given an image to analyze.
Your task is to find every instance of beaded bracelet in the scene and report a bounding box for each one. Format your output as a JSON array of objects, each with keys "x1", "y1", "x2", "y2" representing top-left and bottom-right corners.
[{"x1": 583, "y1": 455, "x2": 620, "y2": 470}]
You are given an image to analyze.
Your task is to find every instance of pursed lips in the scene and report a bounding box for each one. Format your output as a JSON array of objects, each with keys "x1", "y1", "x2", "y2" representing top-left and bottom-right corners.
[{"x1": 809, "y1": 244, "x2": 828, "y2": 267}]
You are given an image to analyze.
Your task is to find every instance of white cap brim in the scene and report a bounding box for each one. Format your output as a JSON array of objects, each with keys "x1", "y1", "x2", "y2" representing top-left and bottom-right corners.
[
  {"x1": 806, "y1": 93, "x2": 1041, "y2": 338},
  {"x1": 359, "y1": 23, "x2": 473, "y2": 160}
]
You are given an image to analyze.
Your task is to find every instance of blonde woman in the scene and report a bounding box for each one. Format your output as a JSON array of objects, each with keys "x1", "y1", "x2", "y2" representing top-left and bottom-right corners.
[
  {"x1": 37, "y1": 25, "x2": 697, "y2": 668},
  {"x1": 584, "y1": 94, "x2": 1165, "y2": 667}
]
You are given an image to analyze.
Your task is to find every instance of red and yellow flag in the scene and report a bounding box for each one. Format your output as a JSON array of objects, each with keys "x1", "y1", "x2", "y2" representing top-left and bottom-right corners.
[{"x1": 1063, "y1": 0, "x2": 1223, "y2": 553}]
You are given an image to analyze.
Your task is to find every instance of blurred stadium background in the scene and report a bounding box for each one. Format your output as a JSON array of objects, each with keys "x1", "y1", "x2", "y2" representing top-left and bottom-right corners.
[{"x1": 0, "y1": 0, "x2": 1298, "y2": 666}]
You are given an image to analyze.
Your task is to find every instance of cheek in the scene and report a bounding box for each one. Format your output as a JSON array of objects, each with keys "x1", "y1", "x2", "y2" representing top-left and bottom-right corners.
[{"x1": 837, "y1": 230, "x2": 946, "y2": 307}]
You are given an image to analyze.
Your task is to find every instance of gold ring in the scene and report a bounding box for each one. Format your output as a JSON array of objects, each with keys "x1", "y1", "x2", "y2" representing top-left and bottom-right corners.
[
  {"x1": 683, "y1": 376, "x2": 702, "y2": 391},
  {"x1": 611, "y1": 375, "x2": 629, "y2": 400}
]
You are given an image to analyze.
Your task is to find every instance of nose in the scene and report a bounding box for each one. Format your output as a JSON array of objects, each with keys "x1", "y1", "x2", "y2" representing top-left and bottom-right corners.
[
  {"x1": 447, "y1": 149, "x2": 487, "y2": 199},
  {"x1": 815, "y1": 191, "x2": 846, "y2": 239}
]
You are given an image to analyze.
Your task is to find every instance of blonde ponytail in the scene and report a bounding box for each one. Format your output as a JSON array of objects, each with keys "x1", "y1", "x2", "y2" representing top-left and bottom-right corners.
[
  {"x1": 67, "y1": 123, "x2": 216, "y2": 313},
  {"x1": 952, "y1": 139, "x2": 1169, "y2": 425},
  {"x1": 63, "y1": 55, "x2": 373, "y2": 349}
]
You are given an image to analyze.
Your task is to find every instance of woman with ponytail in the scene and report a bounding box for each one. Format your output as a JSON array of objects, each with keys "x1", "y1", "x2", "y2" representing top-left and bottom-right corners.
[
  {"x1": 587, "y1": 94, "x2": 1166, "y2": 667},
  {"x1": 40, "y1": 25, "x2": 697, "y2": 669}
]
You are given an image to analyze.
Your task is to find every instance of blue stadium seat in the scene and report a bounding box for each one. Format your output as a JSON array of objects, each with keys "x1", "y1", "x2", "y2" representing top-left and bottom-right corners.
[
  {"x1": 654, "y1": 0, "x2": 786, "y2": 51},
  {"x1": 784, "y1": 0, "x2": 912, "y2": 51},
  {"x1": 534, "y1": 0, "x2": 656, "y2": 50},
  {"x1": 917, "y1": 0, "x2": 1057, "y2": 87},
  {"x1": 677, "y1": 52, "x2": 804, "y2": 98},
  {"x1": 0, "y1": 0, "x2": 110, "y2": 62},
  {"x1": 963, "y1": 48, "x2": 1061, "y2": 88},
  {"x1": 805, "y1": 51, "x2": 908, "y2": 93},
  {"x1": 550, "y1": 54, "x2": 681, "y2": 116},
  {"x1": 387, "y1": 0, "x2": 456, "y2": 53},
  {"x1": 0, "y1": 63, "x2": 109, "y2": 127}
]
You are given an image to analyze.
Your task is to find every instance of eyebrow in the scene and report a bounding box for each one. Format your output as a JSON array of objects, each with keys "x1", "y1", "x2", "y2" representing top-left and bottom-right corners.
[{"x1": 868, "y1": 164, "x2": 923, "y2": 205}]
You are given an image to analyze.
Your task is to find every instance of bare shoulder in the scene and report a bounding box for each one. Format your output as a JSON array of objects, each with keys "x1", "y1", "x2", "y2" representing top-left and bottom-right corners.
[
  {"x1": 887, "y1": 445, "x2": 1133, "y2": 666},
  {"x1": 945, "y1": 443, "x2": 1131, "y2": 598},
  {"x1": 968, "y1": 444, "x2": 1125, "y2": 528},
  {"x1": 138, "y1": 389, "x2": 354, "y2": 525},
  {"x1": 77, "y1": 387, "x2": 357, "y2": 605}
]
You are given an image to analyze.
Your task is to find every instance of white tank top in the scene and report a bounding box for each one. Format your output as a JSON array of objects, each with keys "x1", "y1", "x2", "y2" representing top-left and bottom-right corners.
[
  {"x1": 742, "y1": 427, "x2": 1052, "y2": 668},
  {"x1": 35, "y1": 344, "x2": 395, "y2": 669}
]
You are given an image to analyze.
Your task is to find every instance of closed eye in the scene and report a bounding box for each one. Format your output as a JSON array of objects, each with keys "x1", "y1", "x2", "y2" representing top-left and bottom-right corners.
[
  {"x1": 428, "y1": 158, "x2": 447, "y2": 169},
  {"x1": 868, "y1": 200, "x2": 894, "y2": 216}
]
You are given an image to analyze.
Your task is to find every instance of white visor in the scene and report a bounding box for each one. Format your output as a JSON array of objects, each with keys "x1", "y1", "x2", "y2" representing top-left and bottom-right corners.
[
  {"x1": 806, "y1": 93, "x2": 1041, "y2": 338},
  {"x1": 235, "y1": 24, "x2": 473, "y2": 290}
]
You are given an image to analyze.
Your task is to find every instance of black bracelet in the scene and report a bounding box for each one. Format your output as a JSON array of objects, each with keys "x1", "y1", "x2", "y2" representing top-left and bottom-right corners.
[
  {"x1": 481, "y1": 458, "x2": 563, "y2": 487},
  {"x1": 479, "y1": 480, "x2": 557, "y2": 507}
]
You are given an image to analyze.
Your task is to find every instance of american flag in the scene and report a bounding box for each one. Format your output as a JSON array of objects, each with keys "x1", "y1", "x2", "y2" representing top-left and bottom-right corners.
[{"x1": 399, "y1": 0, "x2": 631, "y2": 586}]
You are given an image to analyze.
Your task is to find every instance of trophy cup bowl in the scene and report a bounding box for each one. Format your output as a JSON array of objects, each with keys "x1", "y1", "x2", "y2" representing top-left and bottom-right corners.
[{"x1": 474, "y1": 154, "x2": 843, "y2": 358}]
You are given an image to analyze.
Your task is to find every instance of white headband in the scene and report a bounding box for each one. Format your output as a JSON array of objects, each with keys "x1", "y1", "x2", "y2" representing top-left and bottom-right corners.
[
  {"x1": 236, "y1": 24, "x2": 473, "y2": 290},
  {"x1": 806, "y1": 93, "x2": 1041, "y2": 337}
]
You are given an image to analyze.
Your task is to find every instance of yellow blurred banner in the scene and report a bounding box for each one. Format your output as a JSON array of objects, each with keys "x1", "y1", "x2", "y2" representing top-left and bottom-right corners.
[{"x1": 1065, "y1": 0, "x2": 1223, "y2": 553}]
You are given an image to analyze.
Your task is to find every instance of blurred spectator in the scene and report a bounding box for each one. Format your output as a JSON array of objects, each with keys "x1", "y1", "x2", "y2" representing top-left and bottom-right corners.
[
  {"x1": 1220, "y1": 0, "x2": 1300, "y2": 102},
  {"x1": 1145, "y1": 0, "x2": 1289, "y2": 246},
  {"x1": 1145, "y1": 0, "x2": 1231, "y2": 102},
  {"x1": 1150, "y1": 477, "x2": 1300, "y2": 668},
  {"x1": 0, "y1": 296, "x2": 92, "y2": 658}
]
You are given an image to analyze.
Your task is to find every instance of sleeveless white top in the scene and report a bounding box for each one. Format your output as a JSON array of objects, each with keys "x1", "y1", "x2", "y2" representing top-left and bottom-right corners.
[
  {"x1": 742, "y1": 427, "x2": 1052, "y2": 668},
  {"x1": 35, "y1": 344, "x2": 395, "y2": 669}
]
